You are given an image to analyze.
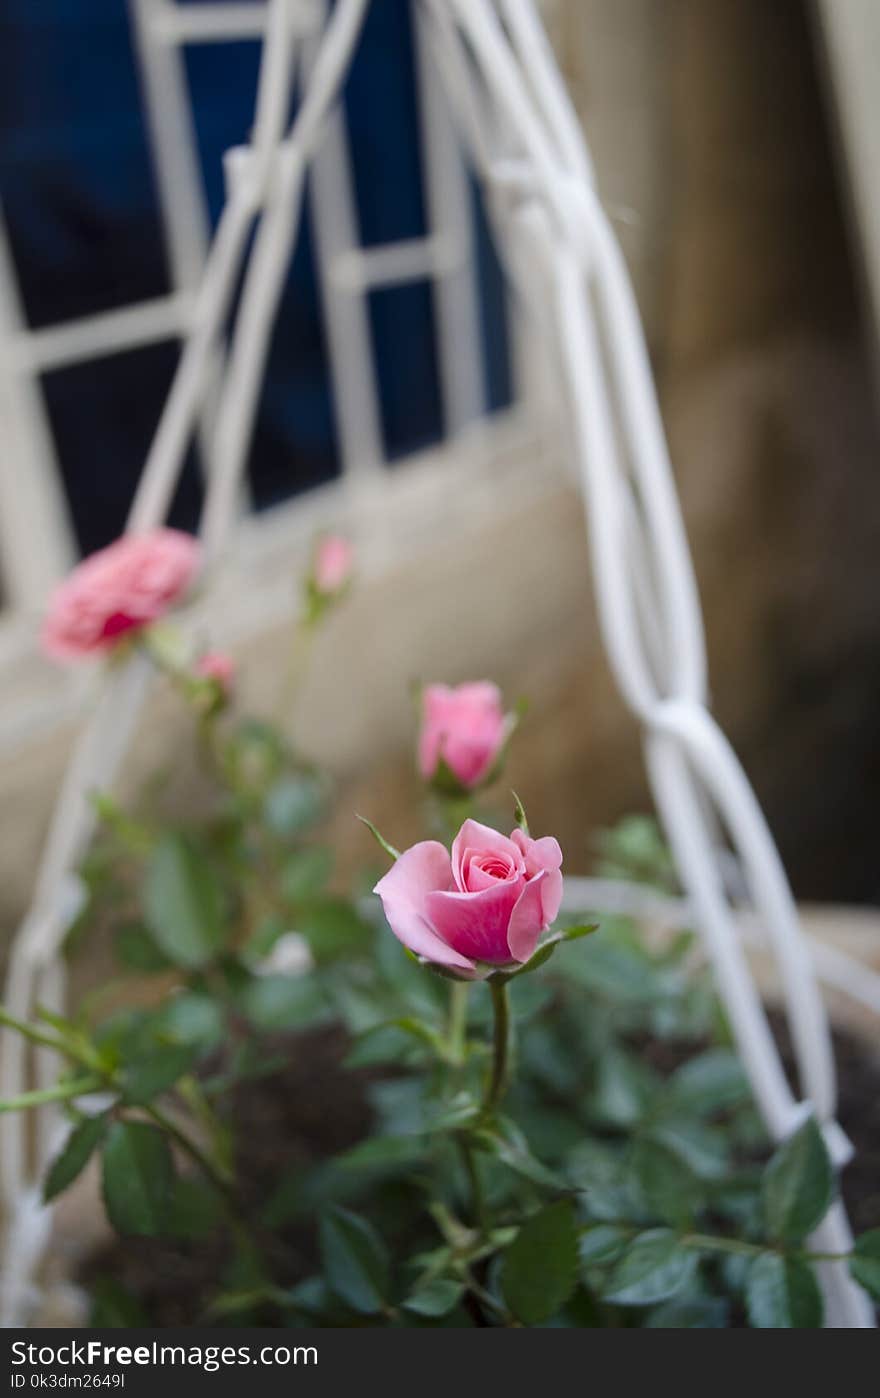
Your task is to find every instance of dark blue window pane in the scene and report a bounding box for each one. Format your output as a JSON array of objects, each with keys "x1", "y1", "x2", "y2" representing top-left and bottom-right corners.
[
  {"x1": 472, "y1": 181, "x2": 513, "y2": 413},
  {"x1": 183, "y1": 38, "x2": 262, "y2": 227},
  {"x1": 345, "y1": 0, "x2": 427, "y2": 247},
  {"x1": 0, "y1": 0, "x2": 512, "y2": 553},
  {"x1": 0, "y1": 1, "x2": 169, "y2": 328},
  {"x1": 248, "y1": 189, "x2": 339, "y2": 510},
  {"x1": 42, "y1": 342, "x2": 203, "y2": 555},
  {"x1": 369, "y1": 281, "x2": 442, "y2": 460}
]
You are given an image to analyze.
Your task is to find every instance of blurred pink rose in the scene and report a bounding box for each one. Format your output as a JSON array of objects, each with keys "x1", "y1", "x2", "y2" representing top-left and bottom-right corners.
[
  {"x1": 313, "y1": 534, "x2": 353, "y2": 596},
  {"x1": 196, "y1": 651, "x2": 235, "y2": 694},
  {"x1": 374, "y1": 818, "x2": 563, "y2": 971},
  {"x1": 41, "y1": 529, "x2": 200, "y2": 661},
  {"x1": 418, "y1": 682, "x2": 508, "y2": 790}
]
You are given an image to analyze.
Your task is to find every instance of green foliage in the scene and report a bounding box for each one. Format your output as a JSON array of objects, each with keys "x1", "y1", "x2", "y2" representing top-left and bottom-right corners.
[
  {"x1": 762, "y1": 1116, "x2": 834, "y2": 1242},
  {"x1": 264, "y1": 775, "x2": 325, "y2": 837},
  {"x1": 114, "y1": 924, "x2": 171, "y2": 973},
  {"x1": 120, "y1": 1042, "x2": 200, "y2": 1106},
  {"x1": 849, "y1": 1230, "x2": 880, "y2": 1301},
  {"x1": 44, "y1": 1112, "x2": 109, "y2": 1202},
  {"x1": 594, "y1": 815, "x2": 676, "y2": 890},
  {"x1": 501, "y1": 1202, "x2": 579, "y2": 1323},
  {"x1": 600, "y1": 1229, "x2": 698, "y2": 1306},
  {"x1": 143, "y1": 834, "x2": 228, "y2": 969},
  {"x1": 297, "y1": 897, "x2": 374, "y2": 964},
  {"x1": 319, "y1": 1206, "x2": 391, "y2": 1315},
  {"x1": 2, "y1": 678, "x2": 871, "y2": 1338},
  {"x1": 101, "y1": 1122, "x2": 174, "y2": 1236},
  {"x1": 402, "y1": 1278, "x2": 464, "y2": 1317},
  {"x1": 238, "y1": 973, "x2": 329, "y2": 1032},
  {"x1": 746, "y1": 1254, "x2": 823, "y2": 1328},
  {"x1": 630, "y1": 1138, "x2": 697, "y2": 1228}
]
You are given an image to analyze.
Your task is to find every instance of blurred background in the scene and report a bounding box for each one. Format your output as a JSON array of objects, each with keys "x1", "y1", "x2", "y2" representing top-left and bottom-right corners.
[{"x1": 2, "y1": 0, "x2": 880, "y2": 928}]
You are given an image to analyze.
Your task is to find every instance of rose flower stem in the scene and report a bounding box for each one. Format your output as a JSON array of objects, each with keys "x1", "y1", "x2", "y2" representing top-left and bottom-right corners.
[
  {"x1": 456, "y1": 1136, "x2": 488, "y2": 1235},
  {"x1": 484, "y1": 980, "x2": 512, "y2": 1113},
  {"x1": 447, "y1": 981, "x2": 469, "y2": 1067}
]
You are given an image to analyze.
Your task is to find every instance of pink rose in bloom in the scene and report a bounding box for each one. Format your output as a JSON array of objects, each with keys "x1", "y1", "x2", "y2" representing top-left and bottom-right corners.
[
  {"x1": 374, "y1": 818, "x2": 563, "y2": 972},
  {"x1": 196, "y1": 651, "x2": 235, "y2": 694},
  {"x1": 41, "y1": 529, "x2": 200, "y2": 661},
  {"x1": 418, "y1": 682, "x2": 508, "y2": 790},
  {"x1": 313, "y1": 534, "x2": 353, "y2": 596}
]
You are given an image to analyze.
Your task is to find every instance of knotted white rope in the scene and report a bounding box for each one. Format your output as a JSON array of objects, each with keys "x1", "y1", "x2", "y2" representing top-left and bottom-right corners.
[{"x1": 436, "y1": 0, "x2": 872, "y2": 1326}]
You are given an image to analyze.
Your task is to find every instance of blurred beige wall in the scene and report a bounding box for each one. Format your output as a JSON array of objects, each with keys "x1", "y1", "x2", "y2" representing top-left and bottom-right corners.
[{"x1": 3, "y1": 0, "x2": 880, "y2": 938}]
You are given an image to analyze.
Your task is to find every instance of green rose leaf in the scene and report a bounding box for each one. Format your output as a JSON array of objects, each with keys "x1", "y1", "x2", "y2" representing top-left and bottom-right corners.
[
  {"x1": 120, "y1": 1042, "x2": 200, "y2": 1106},
  {"x1": 476, "y1": 1118, "x2": 569, "y2": 1190},
  {"x1": 156, "y1": 992, "x2": 225, "y2": 1050},
  {"x1": 239, "y1": 974, "x2": 329, "y2": 1033},
  {"x1": 592, "y1": 1046, "x2": 653, "y2": 1128},
  {"x1": 403, "y1": 1278, "x2": 464, "y2": 1317},
  {"x1": 631, "y1": 1137, "x2": 697, "y2": 1228},
  {"x1": 298, "y1": 897, "x2": 373, "y2": 964},
  {"x1": 579, "y1": 1224, "x2": 631, "y2": 1267},
  {"x1": 44, "y1": 1112, "x2": 109, "y2": 1203},
  {"x1": 646, "y1": 1297, "x2": 730, "y2": 1328},
  {"x1": 745, "y1": 1253, "x2": 823, "y2": 1328},
  {"x1": 114, "y1": 924, "x2": 171, "y2": 974},
  {"x1": 660, "y1": 1049, "x2": 751, "y2": 1116},
  {"x1": 143, "y1": 834, "x2": 227, "y2": 969},
  {"x1": 601, "y1": 1229, "x2": 697, "y2": 1306},
  {"x1": 500, "y1": 925, "x2": 599, "y2": 982},
  {"x1": 319, "y1": 1205, "x2": 391, "y2": 1315},
  {"x1": 335, "y1": 1134, "x2": 427, "y2": 1174},
  {"x1": 424, "y1": 1093, "x2": 481, "y2": 1134},
  {"x1": 101, "y1": 1121, "x2": 174, "y2": 1236},
  {"x1": 849, "y1": 1229, "x2": 880, "y2": 1300},
  {"x1": 264, "y1": 776, "x2": 324, "y2": 836},
  {"x1": 501, "y1": 1201, "x2": 579, "y2": 1324},
  {"x1": 762, "y1": 1116, "x2": 833, "y2": 1242},
  {"x1": 167, "y1": 1175, "x2": 224, "y2": 1240},
  {"x1": 280, "y1": 847, "x2": 333, "y2": 903}
]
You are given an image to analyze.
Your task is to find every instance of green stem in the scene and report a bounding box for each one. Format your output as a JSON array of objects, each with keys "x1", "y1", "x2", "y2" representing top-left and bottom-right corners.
[
  {"x1": 583, "y1": 1222, "x2": 851, "y2": 1267},
  {"x1": 0, "y1": 1075, "x2": 103, "y2": 1114},
  {"x1": 447, "y1": 982, "x2": 469, "y2": 1067},
  {"x1": 484, "y1": 980, "x2": 511, "y2": 1113},
  {"x1": 679, "y1": 1232, "x2": 770, "y2": 1259},
  {"x1": 0, "y1": 1008, "x2": 69, "y2": 1057},
  {"x1": 466, "y1": 1271, "x2": 514, "y2": 1325},
  {"x1": 456, "y1": 1136, "x2": 487, "y2": 1235},
  {"x1": 275, "y1": 614, "x2": 317, "y2": 727},
  {"x1": 682, "y1": 1233, "x2": 851, "y2": 1265},
  {"x1": 178, "y1": 1075, "x2": 233, "y2": 1174},
  {"x1": 144, "y1": 1102, "x2": 263, "y2": 1265},
  {"x1": 144, "y1": 1102, "x2": 234, "y2": 1194}
]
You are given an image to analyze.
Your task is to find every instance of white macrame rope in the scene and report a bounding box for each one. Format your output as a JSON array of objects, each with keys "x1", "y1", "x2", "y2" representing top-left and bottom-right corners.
[
  {"x1": 0, "y1": 0, "x2": 369, "y2": 1325},
  {"x1": 438, "y1": 0, "x2": 872, "y2": 1327},
  {"x1": 0, "y1": 0, "x2": 874, "y2": 1327}
]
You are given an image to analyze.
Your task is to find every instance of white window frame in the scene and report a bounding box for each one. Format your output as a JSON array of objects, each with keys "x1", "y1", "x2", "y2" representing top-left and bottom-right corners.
[{"x1": 0, "y1": 0, "x2": 546, "y2": 750}]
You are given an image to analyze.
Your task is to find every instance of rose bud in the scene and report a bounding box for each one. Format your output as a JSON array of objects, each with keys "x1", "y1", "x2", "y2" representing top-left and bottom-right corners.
[
  {"x1": 41, "y1": 529, "x2": 200, "y2": 661},
  {"x1": 195, "y1": 650, "x2": 235, "y2": 695},
  {"x1": 313, "y1": 533, "x2": 353, "y2": 597},
  {"x1": 373, "y1": 818, "x2": 563, "y2": 975},
  {"x1": 418, "y1": 682, "x2": 513, "y2": 793}
]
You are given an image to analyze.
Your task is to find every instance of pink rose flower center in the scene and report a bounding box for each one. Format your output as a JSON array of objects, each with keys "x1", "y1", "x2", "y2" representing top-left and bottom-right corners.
[{"x1": 470, "y1": 853, "x2": 515, "y2": 883}]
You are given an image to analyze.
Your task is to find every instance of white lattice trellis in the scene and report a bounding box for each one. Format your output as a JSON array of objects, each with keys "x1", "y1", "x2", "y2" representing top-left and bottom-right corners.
[{"x1": 1, "y1": 0, "x2": 876, "y2": 1328}]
